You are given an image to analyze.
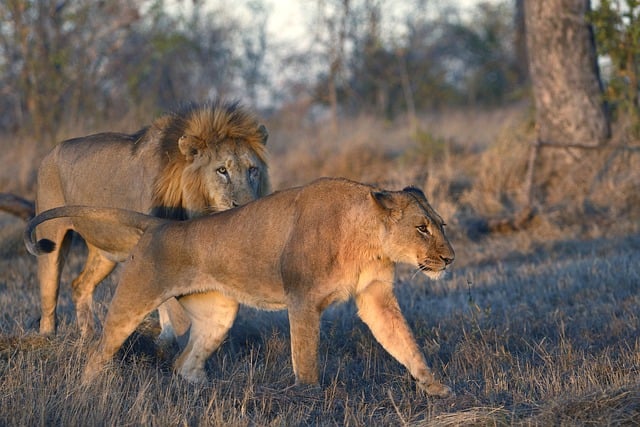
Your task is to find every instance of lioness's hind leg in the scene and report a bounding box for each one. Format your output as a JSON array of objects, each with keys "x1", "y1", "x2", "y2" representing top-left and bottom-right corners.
[
  {"x1": 82, "y1": 265, "x2": 164, "y2": 384},
  {"x1": 356, "y1": 280, "x2": 452, "y2": 398},
  {"x1": 174, "y1": 292, "x2": 239, "y2": 384},
  {"x1": 71, "y1": 244, "x2": 116, "y2": 338}
]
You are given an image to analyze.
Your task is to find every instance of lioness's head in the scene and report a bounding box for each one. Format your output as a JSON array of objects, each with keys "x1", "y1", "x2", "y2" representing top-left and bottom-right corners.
[
  {"x1": 372, "y1": 186, "x2": 454, "y2": 279},
  {"x1": 153, "y1": 101, "x2": 271, "y2": 219}
]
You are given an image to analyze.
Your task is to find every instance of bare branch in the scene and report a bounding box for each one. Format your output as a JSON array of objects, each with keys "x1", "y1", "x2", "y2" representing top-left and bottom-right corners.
[{"x1": 0, "y1": 193, "x2": 35, "y2": 221}]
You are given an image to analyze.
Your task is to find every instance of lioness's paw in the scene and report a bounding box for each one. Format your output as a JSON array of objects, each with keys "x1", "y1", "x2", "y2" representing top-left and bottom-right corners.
[
  {"x1": 418, "y1": 381, "x2": 454, "y2": 398},
  {"x1": 177, "y1": 368, "x2": 208, "y2": 385}
]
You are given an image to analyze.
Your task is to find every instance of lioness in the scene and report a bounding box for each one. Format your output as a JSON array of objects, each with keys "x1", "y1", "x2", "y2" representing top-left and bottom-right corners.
[
  {"x1": 35, "y1": 100, "x2": 270, "y2": 340},
  {"x1": 25, "y1": 178, "x2": 455, "y2": 397}
]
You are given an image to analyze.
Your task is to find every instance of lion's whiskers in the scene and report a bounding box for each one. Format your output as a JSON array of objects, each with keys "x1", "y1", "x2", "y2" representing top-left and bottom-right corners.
[{"x1": 410, "y1": 268, "x2": 423, "y2": 280}]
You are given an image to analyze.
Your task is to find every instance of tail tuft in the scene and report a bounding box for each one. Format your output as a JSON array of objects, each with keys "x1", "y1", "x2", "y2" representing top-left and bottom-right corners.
[{"x1": 36, "y1": 239, "x2": 56, "y2": 253}]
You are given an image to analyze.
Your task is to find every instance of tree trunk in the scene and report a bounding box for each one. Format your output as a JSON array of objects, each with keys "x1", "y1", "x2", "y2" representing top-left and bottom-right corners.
[
  {"x1": 525, "y1": 0, "x2": 610, "y2": 146},
  {"x1": 513, "y1": 0, "x2": 529, "y2": 85}
]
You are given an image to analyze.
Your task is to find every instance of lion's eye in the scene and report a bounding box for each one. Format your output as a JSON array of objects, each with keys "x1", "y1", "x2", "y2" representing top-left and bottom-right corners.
[
  {"x1": 217, "y1": 167, "x2": 227, "y2": 175},
  {"x1": 417, "y1": 225, "x2": 430, "y2": 235}
]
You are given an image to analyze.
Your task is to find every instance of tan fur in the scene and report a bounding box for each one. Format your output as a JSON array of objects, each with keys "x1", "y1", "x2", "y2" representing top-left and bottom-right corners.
[
  {"x1": 34, "y1": 100, "x2": 270, "y2": 339},
  {"x1": 26, "y1": 178, "x2": 455, "y2": 397}
]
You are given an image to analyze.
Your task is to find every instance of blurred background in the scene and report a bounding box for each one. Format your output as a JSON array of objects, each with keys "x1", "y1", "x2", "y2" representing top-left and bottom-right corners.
[{"x1": 0, "y1": 0, "x2": 638, "y2": 240}]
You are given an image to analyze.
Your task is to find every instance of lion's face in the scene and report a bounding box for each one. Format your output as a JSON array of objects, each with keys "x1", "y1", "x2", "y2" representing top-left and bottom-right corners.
[
  {"x1": 373, "y1": 187, "x2": 454, "y2": 279},
  {"x1": 178, "y1": 134, "x2": 269, "y2": 217}
]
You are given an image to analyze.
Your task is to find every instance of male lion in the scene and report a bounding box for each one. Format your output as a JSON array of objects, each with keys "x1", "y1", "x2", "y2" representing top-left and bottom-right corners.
[
  {"x1": 34, "y1": 100, "x2": 270, "y2": 340},
  {"x1": 25, "y1": 178, "x2": 455, "y2": 397}
]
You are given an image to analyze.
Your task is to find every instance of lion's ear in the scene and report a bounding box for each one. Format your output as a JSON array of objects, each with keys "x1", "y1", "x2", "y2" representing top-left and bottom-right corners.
[
  {"x1": 402, "y1": 186, "x2": 426, "y2": 199},
  {"x1": 178, "y1": 134, "x2": 205, "y2": 161},
  {"x1": 371, "y1": 191, "x2": 394, "y2": 210},
  {"x1": 257, "y1": 124, "x2": 268, "y2": 145}
]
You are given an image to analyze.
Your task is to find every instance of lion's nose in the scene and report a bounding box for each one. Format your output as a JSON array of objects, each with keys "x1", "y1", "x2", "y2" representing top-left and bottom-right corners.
[{"x1": 441, "y1": 256, "x2": 454, "y2": 266}]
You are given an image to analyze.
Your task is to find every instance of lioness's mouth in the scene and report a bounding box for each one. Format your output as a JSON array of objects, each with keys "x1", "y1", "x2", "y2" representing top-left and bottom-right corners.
[
  {"x1": 418, "y1": 262, "x2": 447, "y2": 273},
  {"x1": 418, "y1": 262, "x2": 431, "y2": 272},
  {"x1": 419, "y1": 262, "x2": 448, "y2": 280}
]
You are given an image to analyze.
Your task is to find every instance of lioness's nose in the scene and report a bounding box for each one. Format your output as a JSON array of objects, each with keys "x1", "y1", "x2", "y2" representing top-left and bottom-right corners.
[{"x1": 441, "y1": 256, "x2": 454, "y2": 266}]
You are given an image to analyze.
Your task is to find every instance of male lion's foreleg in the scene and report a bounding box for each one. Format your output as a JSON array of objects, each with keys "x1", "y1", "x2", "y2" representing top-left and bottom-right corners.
[
  {"x1": 71, "y1": 244, "x2": 116, "y2": 338},
  {"x1": 287, "y1": 305, "x2": 321, "y2": 385},
  {"x1": 355, "y1": 281, "x2": 452, "y2": 398},
  {"x1": 174, "y1": 292, "x2": 239, "y2": 383}
]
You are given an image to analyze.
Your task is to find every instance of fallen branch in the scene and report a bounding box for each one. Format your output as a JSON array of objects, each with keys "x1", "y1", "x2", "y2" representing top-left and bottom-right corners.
[
  {"x1": 0, "y1": 193, "x2": 35, "y2": 221},
  {"x1": 486, "y1": 206, "x2": 536, "y2": 233}
]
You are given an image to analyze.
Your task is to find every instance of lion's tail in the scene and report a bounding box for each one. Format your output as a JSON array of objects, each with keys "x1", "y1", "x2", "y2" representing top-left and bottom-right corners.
[{"x1": 24, "y1": 206, "x2": 164, "y2": 256}]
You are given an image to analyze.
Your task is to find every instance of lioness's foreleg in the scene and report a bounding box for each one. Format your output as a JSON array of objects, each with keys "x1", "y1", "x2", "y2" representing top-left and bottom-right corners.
[
  {"x1": 355, "y1": 280, "x2": 452, "y2": 398},
  {"x1": 174, "y1": 292, "x2": 239, "y2": 383},
  {"x1": 288, "y1": 305, "x2": 321, "y2": 385},
  {"x1": 71, "y1": 244, "x2": 116, "y2": 338}
]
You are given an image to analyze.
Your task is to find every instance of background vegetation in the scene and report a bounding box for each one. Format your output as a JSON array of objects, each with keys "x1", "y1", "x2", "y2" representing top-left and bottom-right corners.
[{"x1": 0, "y1": 0, "x2": 639, "y2": 425}]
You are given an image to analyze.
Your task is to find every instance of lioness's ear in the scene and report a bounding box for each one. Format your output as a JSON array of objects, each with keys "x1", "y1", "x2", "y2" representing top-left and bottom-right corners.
[
  {"x1": 371, "y1": 191, "x2": 396, "y2": 210},
  {"x1": 371, "y1": 191, "x2": 403, "y2": 222},
  {"x1": 257, "y1": 124, "x2": 268, "y2": 145},
  {"x1": 178, "y1": 134, "x2": 205, "y2": 161}
]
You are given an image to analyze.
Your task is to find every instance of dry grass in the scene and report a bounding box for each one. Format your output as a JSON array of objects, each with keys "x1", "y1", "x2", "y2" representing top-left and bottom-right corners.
[{"x1": 1, "y1": 103, "x2": 640, "y2": 425}]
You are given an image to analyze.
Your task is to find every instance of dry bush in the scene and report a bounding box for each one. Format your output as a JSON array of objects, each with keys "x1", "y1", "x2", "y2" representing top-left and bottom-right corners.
[
  {"x1": 458, "y1": 113, "x2": 534, "y2": 217},
  {"x1": 0, "y1": 136, "x2": 42, "y2": 198}
]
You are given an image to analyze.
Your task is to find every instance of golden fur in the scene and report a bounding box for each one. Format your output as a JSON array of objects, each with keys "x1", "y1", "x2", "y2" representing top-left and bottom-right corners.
[
  {"x1": 34, "y1": 100, "x2": 270, "y2": 339},
  {"x1": 26, "y1": 178, "x2": 455, "y2": 397}
]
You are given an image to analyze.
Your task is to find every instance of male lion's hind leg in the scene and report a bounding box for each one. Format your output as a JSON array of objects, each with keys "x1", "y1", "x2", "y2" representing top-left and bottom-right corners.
[
  {"x1": 37, "y1": 230, "x2": 71, "y2": 335},
  {"x1": 71, "y1": 244, "x2": 116, "y2": 338},
  {"x1": 355, "y1": 280, "x2": 452, "y2": 398},
  {"x1": 174, "y1": 292, "x2": 239, "y2": 384}
]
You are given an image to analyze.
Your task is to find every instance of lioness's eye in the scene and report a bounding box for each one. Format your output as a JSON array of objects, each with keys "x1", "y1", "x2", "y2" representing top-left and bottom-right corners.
[
  {"x1": 217, "y1": 167, "x2": 227, "y2": 175},
  {"x1": 417, "y1": 225, "x2": 430, "y2": 235}
]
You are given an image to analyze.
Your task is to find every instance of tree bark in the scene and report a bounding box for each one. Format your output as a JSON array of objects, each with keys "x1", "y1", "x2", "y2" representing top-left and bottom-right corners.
[{"x1": 525, "y1": 0, "x2": 610, "y2": 146}]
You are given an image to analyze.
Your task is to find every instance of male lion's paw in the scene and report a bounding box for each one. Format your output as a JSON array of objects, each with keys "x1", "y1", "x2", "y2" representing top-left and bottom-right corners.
[{"x1": 418, "y1": 381, "x2": 454, "y2": 398}]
